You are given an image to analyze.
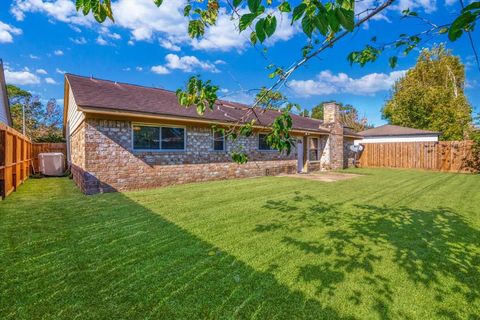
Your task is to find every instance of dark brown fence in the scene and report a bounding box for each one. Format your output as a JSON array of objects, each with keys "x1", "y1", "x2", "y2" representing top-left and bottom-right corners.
[
  {"x1": 31, "y1": 143, "x2": 67, "y2": 173},
  {"x1": 358, "y1": 141, "x2": 477, "y2": 173},
  {"x1": 0, "y1": 124, "x2": 32, "y2": 199}
]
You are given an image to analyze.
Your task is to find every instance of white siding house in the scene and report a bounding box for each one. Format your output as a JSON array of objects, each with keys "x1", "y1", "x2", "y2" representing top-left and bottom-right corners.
[{"x1": 355, "y1": 124, "x2": 440, "y2": 145}]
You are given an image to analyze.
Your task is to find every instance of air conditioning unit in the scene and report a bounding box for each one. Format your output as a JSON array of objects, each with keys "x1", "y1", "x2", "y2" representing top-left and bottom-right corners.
[{"x1": 38, "y1": 153, "x2": 65, "y2": 176}]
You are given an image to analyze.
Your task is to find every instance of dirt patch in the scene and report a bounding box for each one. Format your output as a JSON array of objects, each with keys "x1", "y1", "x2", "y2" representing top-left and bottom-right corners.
[{"x1": 278, "y1": 172, "x2": 362, "y2": 182}]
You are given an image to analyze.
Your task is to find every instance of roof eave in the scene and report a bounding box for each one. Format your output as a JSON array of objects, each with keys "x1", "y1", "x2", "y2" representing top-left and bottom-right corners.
[{"x1": 77, "y1": 105, "x2": 330, "y2": 135}]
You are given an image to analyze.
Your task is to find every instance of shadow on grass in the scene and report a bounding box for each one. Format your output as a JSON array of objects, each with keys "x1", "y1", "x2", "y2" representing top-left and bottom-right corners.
[
  {"x1": 0, "y1": 187, "x2": 354, "y2": 320},
  {"x1": 259, "y1": 193, "x2": 480, "y2": 319}
]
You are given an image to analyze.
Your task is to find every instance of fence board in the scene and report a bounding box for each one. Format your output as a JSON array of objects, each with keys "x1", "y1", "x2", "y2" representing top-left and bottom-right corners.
[
  {"x1": 0, "y1": 124, "x2": 32, "y2": 199},
  {"x1": 359, "y1": 141, "x2": 476, "y2": 173}
]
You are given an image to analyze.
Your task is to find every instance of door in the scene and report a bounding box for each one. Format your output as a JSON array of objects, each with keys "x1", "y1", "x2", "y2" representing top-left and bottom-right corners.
[{"x1": 297, "y1": 138, "x2": 304, "y2": 173}]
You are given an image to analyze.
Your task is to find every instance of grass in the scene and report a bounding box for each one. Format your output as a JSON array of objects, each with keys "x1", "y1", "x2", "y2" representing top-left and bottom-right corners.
[{"x1": 1, "y1": 168, "x2": 480, "y2": 319}]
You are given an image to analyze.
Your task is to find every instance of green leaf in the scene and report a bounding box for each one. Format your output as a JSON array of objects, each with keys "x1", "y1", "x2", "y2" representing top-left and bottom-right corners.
[
  {"x1": 239, "y1": 13, "x2": 256, "y2": 31},
  {"x1": 248, "y1": 0, "x2": 260, "y2": 13},
  {"x1": 301, "y1": 16, "x2": 314, "y2": 37},
  {"x1": 389, "y1": 56, "x2": 398, "y2": 68},
  {"x1": 264, "y1": 15, "x2": 277, "y2": 37},
  {"x1": 183, "y1": 4, "x2": 191, "y2": 16},
  {"x1": 153, "y1": 0, "x2": 163, "y2": 6},
  {"x1": 250, "y1": 31, "x2": 257, "y2": 44},
  {"x1": 278, "y1": 1, "x2": 291, "y2": 12},
  {"x1": 233, "y1": 0, "x2": 243, "y2": 8},
  {"x1": 292, "y1": 3, "x2": 307, "y2": 23},
  {"x1": 75, "y1": 0, "x2": 84, "y2": 11},
  {"x1": 438, "y1": 27, "x2": 448, "y2": 34},
  {"x1": 188, "y1": 20, "x2": 205, "y2": 38},
  {"x1": 327, "y1": 9, "x2": 340, "y2": 32},
  {"x1": 462, "y1": 1, "x2": 480, "y2": 11},
  {"x1": 255, "y1": 18, "x2": 266, "y2": 42},
  {"x1": 313, "y1": 15, "x2": 328, "y2": 35},
  {"x1": 336, "y1": 8, "x2": 354, "y2": 31}
]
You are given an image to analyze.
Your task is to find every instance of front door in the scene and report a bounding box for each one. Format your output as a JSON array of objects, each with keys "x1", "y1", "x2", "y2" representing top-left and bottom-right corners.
[{"x1": 297, "y1": 139, "x2": 304, "y2": 173}]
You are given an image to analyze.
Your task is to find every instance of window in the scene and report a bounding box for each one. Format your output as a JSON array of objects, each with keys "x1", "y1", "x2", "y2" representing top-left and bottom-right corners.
[
  {"x1": 258, "y1": 133, "x2": 273, "y2": 151},
  {"x1": 309, "y1": 137, "x2": 319, "y2": 161},
  {"x1": 161, "y1": 127, "x2": 185, "y2": 150},
  {"x1": 133, "y1": 125, "x2": 160, "y2": 150},
  {"x1": 133, "y1": 124, "x2": 185, "y2": 151},
  {"x1": 213, "y1": 130, "x2": 225, "y2": 151}
]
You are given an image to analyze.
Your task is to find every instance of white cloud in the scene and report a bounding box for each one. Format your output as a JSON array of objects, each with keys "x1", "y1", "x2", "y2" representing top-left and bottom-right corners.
[
  {"x1": 136, "y1": 66, "x2": 143, "y2": 71},
  {"x1": 54, "y1": 50, "x2": 64, "y2": 56},
  {"x1": 36, "y1": 68, "x2": 48, "y2": 74},
  {"x1": 96, "y1": 36, "x2": 108, "y2": 46},
  {"x1": 55, "y1": 68, "x2": 66, "y2": 74},
  {"x1": 288, "y1": 70, "x2": 407, "y2": 96},
  {"x1": 112, "y1": 0, "x2": 187, "y2": 41},
  {"x1": 11, "y1": 0, "x2": 92, "y2": 26},
  {"x1": 164, "y1": 54, "x2": 219, "y2": 73},
  {"x1": 45, "y1": 77, "x2": 57, "y2": 84},
  {"x1": 99, "y1": 26, "x2": 122, "y2": 41},
  {"x1": 4, "y1": 67, "x2": 40, "y2": 85},
  {"x1": 9, "y1": 0, "x2": 295, "y2": 52},
  {"x1": 70, "y1": 36, "x2": 87, "y2": 44},
  {"x1": 29, "y1": 54, "x2": 40, "y2": 59},
  {"x1": 159, "y1": 39, "x2": 181, "y2": 51},
  {"x1": 0, "y1": 20, "x2": 22, "y2": 43},
  {"x1": 151, "y1": 65, "x2": 170, "y2": 75},
  {"x1": 214, "y1": 60, "x2": 226, "y2": 65}
]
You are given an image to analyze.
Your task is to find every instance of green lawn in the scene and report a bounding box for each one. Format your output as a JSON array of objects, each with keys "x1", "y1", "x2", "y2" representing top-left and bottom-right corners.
[{"x1": 1, "y1": 169, "x2": 480, "y2": 319}]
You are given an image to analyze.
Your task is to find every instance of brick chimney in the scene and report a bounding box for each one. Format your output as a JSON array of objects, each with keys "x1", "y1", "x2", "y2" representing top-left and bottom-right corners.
[{"x1": 323, "y1": 102, "x2": 344, "y2": 170}]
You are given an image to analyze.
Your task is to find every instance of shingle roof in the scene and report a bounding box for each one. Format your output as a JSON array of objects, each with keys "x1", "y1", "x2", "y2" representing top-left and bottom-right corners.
[
  {"x1": 66, "y1": 73, "x2": 330, "y2": 133},
  {"x1": 358, "y1": 124, "x2": 440, "y2": 137}
]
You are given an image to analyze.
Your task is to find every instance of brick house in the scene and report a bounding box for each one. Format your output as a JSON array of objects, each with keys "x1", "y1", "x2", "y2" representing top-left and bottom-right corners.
[{"x1": 64, "y1": 74, "x2": 361, "y2": 194}]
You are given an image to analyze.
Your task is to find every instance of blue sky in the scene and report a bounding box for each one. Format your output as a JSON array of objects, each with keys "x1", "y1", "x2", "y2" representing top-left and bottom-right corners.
[{"x1": 0, "y1": 0, "x2": 479, "y2": 126}]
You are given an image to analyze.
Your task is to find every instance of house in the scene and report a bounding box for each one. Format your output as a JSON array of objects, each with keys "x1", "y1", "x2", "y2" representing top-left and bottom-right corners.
[
  {"x1": 0, "y1": 60, "x2": 13, "y2": 126},
  {"x1": 355, "y1": 124, "x2": 440, "y2": 145},
  {"x1": 64, "y1": 74, "x2": 362, "y2": 194}
]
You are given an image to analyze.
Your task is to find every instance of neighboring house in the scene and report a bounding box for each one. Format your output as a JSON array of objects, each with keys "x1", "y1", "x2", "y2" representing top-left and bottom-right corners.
[
  {"x1": 355, "y1": 124, "x2": 440, "y2": 145},
  {"x1": 64, "y1": 74, "x2": 361, "y2": 194},
  {"x1": 0, "y1": 59, "x2": 13, "y2": 126}
]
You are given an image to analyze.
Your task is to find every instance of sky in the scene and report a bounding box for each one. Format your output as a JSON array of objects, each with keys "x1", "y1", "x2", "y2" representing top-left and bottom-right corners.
[{"x1": 0, "y1": 0, "x2": 479, "y2": 126}]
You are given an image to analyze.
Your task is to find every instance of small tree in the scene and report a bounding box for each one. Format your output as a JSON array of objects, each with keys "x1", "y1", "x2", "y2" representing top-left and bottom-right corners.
[{"x1": 382, "y1": 44, "x2": 473, "y2": 141}]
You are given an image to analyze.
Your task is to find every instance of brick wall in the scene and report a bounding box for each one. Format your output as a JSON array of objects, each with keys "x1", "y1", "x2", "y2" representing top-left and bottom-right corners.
[
  {"x1": 323, "y1": 102, "x2": 344, "y2": 170},
  {"x1": 71, "y1": 118, "x2": 300, "y2": 194}
]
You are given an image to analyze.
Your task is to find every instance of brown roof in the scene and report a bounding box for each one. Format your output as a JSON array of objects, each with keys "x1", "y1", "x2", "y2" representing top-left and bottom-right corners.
[
  {"x1": 66, "y1": 73, "x2": 330, "y2": 133},
  {"x1": 358, "y1": 124, "x2": 440, "y2": 137}
]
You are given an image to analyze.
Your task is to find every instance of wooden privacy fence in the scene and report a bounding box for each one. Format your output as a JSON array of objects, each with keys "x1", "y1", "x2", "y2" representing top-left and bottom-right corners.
[
  {"x1": 31, "y1": 143, "x2": 67, "y2": 173},
  {"x1": 358, "y1": 141, "x2": 477, "y2": 173},
  {"x1": 0, "y1": 124, "x2": 32, "y2": 199}
]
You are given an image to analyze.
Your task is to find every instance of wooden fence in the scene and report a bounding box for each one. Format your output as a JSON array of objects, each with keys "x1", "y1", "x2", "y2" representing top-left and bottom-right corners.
[
  {"x1": 358, "y1": 141, "x2": 477, "y2": 173},
  {"x1": 31, "y1": 143, "x2": 67, "y2": 173},
  {"x1": 0, "y1": 124, "x2": 32, "y2": 199}
]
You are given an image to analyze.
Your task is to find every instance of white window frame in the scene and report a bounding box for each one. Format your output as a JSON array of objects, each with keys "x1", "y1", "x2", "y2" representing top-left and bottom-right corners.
[
  {"x1": 131, "y1": 122, "x2": 186, "y2": 152},
  {"x1": 258, "y1": 133, "x2": 276, "y2": 152},
  {"x1": 212, "y1": 129, "x2": 225, "y2": 151}
]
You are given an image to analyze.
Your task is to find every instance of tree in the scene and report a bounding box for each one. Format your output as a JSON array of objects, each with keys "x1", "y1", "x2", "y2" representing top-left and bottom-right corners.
[
  {"x1": 7, "y1": 85, "x2": 64, "y2": 142},
  {"x1": 311, "y1": 101, "x2": 372, "y2": 132},
  {"x1": 74, "y1": 0, "x2": 480, "y2": 162},
  {"x1": 382, "y1": 44, "x2": 473, "y2": 141}
]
